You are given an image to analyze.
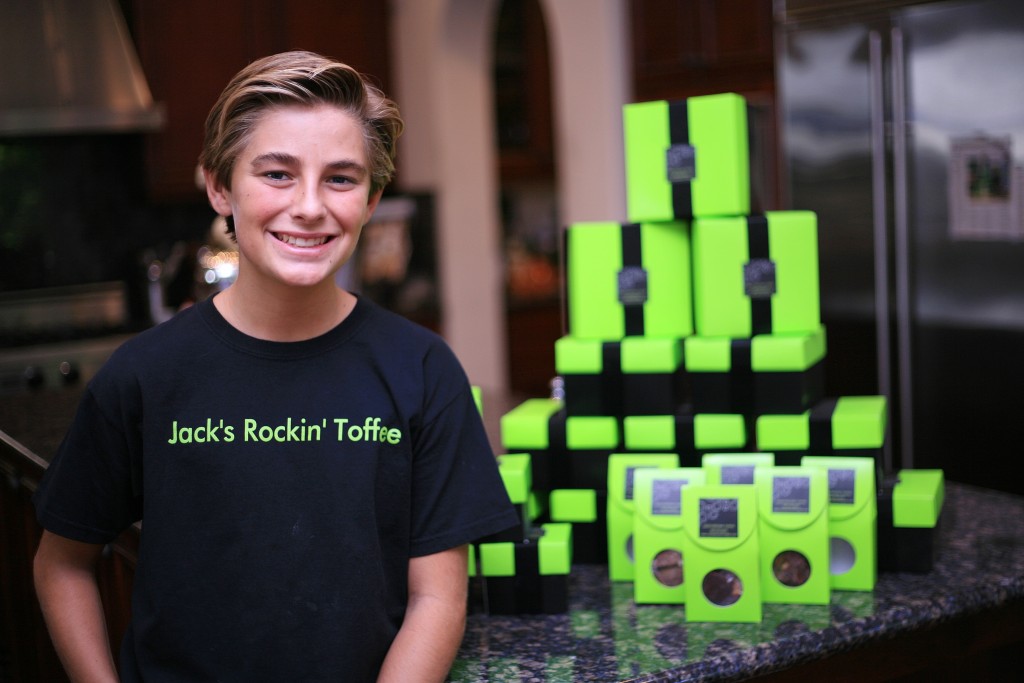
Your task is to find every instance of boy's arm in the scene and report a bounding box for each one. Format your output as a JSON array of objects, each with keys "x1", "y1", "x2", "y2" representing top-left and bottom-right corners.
[
  {"x1": 34, "y1": 530, "x2": 120, "y2": 683},
  {"x1": 377, "y1": 544, "x2": 469, "y2": 683}
]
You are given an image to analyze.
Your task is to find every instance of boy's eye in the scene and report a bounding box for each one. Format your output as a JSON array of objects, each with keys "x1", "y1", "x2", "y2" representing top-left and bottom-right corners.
[
  {"x1": 328, "y1": 175, "x2": 354, "y2": 185},
  {"x1": 265, "y1": 171, "x2": 289, "y2": 181}
]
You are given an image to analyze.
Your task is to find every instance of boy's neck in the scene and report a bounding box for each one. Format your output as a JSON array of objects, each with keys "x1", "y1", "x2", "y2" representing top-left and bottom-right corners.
[{"x1": 212, "y1": 282, "x2": 356, "y2": 342}]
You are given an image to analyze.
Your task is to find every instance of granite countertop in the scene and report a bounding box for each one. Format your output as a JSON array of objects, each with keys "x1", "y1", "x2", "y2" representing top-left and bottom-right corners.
[
  {"x1": 451, "y1": 481, "x2": 1024, "y2": 682},
  {"x1": 4, "y1": 389, "x2": 1023, "y2": 681}
]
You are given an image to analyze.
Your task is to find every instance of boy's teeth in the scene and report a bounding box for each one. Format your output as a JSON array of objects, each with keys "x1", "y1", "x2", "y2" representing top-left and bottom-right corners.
[{"x1": 278, "y1": 234, "x2": 327, "y2": 247}]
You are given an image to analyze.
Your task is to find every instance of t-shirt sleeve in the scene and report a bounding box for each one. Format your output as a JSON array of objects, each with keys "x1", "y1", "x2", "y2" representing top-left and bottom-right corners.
[
  {"x1": 406, "y1": 350, "x2": 519, "y2": 557},
  {"x1": 33, "y1": 383, "x2": 143, "y2": 544}
]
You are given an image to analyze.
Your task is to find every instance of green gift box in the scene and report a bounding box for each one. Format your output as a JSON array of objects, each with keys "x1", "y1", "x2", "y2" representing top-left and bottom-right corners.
[
  {"x1": 606, "y1": 453, "x2": 680, "y2": 582},
  {"x1": 702, "y1": 452, "x2": 776, "y2": 485},
  {"x1": 549, "y1": 489, "x2": 607, "y2": 564},
  {"x1": 801, "y1": 456, "x2": 877, "y2": 591},
  {"x1": 877, "y1": 469, "x2": 945, "y2": 574},
  {"x1": 564, "y1": 221, "x2": 692, "y2": 340},
  {"x1": 555, "y1": 336, "x2": 688, "y2": 416},
  {"x1": 756, "y1": 395, "x2": 887, "y2": 466},
  {"x1": 754, "y1": 466, "x2": 831, "y2": 605},
  {"x1": 692, "y1": 211, "x2": 820, "y2": 338},
  {"x1": 632, "y1": 467, "x2": 706, "y2": 605},
  {"x1": 682, "y1": 484, "x2": 762, "y2": 623},
  {"x1": 478, "y1": 523, "x2": 572, "y2": 615},
  {"x1": 624, "y1": 93, "x2": 750, "y2": 222},
  {"x1": 622, "y1": 410, "x2": 750, "y2": 466},
  {"x1": 685, "y1": 327, "x2": 826, "y2": 415},
  {"x1": 500, "y1": 398, "x2": 566, "y2": 492}
]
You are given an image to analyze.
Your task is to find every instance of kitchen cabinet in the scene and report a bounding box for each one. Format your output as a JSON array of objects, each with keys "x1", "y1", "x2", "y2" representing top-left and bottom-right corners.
[{"x1": 129, "y1": 0, "x2": 391, "y2": 202}]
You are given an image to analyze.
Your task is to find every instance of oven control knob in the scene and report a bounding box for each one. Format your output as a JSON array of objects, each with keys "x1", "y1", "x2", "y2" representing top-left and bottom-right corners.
[{"x1": 23, "y1": 366, "x2": 44, "y2": 389}]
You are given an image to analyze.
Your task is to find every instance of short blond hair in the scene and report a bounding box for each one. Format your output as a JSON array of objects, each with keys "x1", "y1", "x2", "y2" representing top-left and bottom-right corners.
[{"x1": 200, "y1": 51, "x2": 403, "y2": 201}]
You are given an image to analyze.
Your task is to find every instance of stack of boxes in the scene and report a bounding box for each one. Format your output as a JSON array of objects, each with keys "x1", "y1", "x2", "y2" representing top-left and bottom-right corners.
[{"x1": 485, "y1": 92, "x2": 943, "y2": 621}]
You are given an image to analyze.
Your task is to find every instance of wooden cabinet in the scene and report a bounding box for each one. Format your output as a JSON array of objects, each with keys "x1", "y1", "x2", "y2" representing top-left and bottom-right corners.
[
  {"x1": 630, "y1": 0, "x2": 775, "y2": 101},
  {"x1": 129, "y1": 0, "x2": 391, "y2": 201}
]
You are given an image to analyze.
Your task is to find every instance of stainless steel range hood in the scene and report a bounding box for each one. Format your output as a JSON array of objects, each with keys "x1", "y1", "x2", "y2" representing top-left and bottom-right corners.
[{"x1": 0, "y1": 0, "x2": 165, "y2": 136}]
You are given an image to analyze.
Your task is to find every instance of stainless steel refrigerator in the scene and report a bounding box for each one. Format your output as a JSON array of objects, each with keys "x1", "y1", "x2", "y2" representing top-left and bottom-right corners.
[{"x1": 775, "y1": 0, "x2": 1024, "y2": 495}]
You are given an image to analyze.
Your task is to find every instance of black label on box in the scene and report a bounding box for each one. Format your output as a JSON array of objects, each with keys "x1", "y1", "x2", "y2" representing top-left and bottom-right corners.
[
  {"x1": 828, "y1": 468, "x2": 857, "y2": 505},
  {"x1": 772, "y1": 476, "x2": 811, "y2": 514},
  {"x1": 652, "y1": 478, "x2": 688, "y2": 516},
  {"x1": 618, "y1": 266, "x2": 649, "y2": 306},
  {"x1": 699, "y1": 498, "x2": 739, "y2": 538},
  {"x1": 744, "y1": 258, "x2": 777, "y2": 299},
  {"x1": 666, "y1": 143, "x2": 696, "y2": 183},
  {"x1": 721, "y1": 465, "x2": 756, "y2": 485}
]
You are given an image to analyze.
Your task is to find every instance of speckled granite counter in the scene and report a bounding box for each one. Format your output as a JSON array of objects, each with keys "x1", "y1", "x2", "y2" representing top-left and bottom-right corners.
[
  {"x1": 3, "y1": 390, "x2": 1023, "y2": 681},
  {"x1": 452, "y1": 482, "x2": 1023, "y2": 682}
]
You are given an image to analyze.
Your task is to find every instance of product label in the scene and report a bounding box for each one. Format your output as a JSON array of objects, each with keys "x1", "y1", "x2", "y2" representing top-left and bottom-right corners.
[
  {"x1": 625, "y1": 466, "x2": 656, "y2": 500},
  {"x1": 651, "y1": 478, "x2": 688, "y2": 516},
  {"x1": 721, "y1": 464, "x2": 756, "y2": 485},
  {"x1": 666, "y1": 143, "x2": 696, "y2": 183},
  {"x1": 699, "y1": 498, "x2": 739, "y2": 538},
  {"x1": 827, "y1": 468, "x2": 857, "y2": 505},
  {"x1": 617, "y1": 266, "x2": 649, "y2": 306},
  {"x1": 772, "y1": 476, "x2": 811, "y2": 514},
  {"x1": 743, "y1": 258, "x2": 777, "y2": 299}
]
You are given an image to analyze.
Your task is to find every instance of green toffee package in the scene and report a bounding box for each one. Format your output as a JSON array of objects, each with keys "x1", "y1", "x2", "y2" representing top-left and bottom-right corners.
[
  {"x1": 606, "y1": 453, "x2": 680, "y2": 582},
  {"x1": 756, "y1": 395, "x2": 887, "y2": 466},
  {"x1": 478, "y1": 523, "x2": 572, "y2": 615},
  {"x1": 564, "y1": 221, "x2": 692, "y2": 340},
  {"x1": 622, "y1": 410, "x2": 750, "y2": 466},
  {"x1": 632, "y1": 467, "x2": 707, "y2": 605},
  {"x1": 685, "y1": 327, "x2": 826, "y2": 415},
  {"x1": 801, "y1": 456, "x2": 877, "y2": 591},
  {"x1": 754, "y1": 466, "x2": 831, "y2": 605},
  {"x1": 623, "y1": 93, "x2": 750, "y2": 222},
  {"x1": 702, "y1": 452, "x2": 776, "y2": 485},
  {"x1": 692, "y1": 211, "x2": 820, "y2": 338},
  {"x1": 555, "y1": 336, "x2": 688, "y2": 417},
  {"x1": 681, "y1": 484, "x2": 762, "y2": 623},
  {"x1": 877, "y1": 469, "x2": 945, "y2": 574}
]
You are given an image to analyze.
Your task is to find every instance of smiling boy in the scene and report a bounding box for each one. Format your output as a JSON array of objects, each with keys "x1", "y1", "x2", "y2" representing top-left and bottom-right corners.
[{"x1": 32, "y1": 51, "x2": 518, "y2": 682}]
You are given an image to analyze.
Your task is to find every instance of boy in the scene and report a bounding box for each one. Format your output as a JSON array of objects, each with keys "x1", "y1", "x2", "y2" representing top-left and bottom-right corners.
[{"x1": 32, "y1": 51, "x2": 519, "y2": 682}]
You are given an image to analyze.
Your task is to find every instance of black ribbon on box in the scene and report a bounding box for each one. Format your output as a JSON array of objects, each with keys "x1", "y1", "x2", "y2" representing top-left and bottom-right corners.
[
  {"x1": 618, "y1": 223, "x2": 647, "y2": 336},
  {"x1": 744, "y1": 215, "x2": 776, "y2": 335},
  {"x1": 808, "y1": 398, "x2": 838, "y2": 454},
  {"x1": 667, "y1": 100, "x2": 695, "y2": 219}
]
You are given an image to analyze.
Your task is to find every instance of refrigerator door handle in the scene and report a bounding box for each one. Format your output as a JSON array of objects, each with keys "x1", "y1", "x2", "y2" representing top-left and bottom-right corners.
[
  {"x1": 869, "y1": 28, "x2": 895, "y2": 475},
  {"x1": 891, "y1": 25, "x2": 915, "y2": 469}
]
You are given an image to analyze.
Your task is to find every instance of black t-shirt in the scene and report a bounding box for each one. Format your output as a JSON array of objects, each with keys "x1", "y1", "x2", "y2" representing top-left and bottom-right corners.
[{"x1": 34, "y1": 295, "x2": 518, "y2": 682}]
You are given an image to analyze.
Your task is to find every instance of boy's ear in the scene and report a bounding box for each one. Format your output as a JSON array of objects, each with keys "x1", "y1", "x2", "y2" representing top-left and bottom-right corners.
[
  {"x1": 364, "y1": 189, "x2": 384, "y2": 225},
  {"x1": 203, "y1": 168, "x2": 233, "y2": 217}
]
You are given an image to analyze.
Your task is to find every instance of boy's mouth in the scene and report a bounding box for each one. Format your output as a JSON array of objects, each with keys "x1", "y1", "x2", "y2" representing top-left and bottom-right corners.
[{"x1": 274, "y1": 233, "x2": 332, "y2": 248}]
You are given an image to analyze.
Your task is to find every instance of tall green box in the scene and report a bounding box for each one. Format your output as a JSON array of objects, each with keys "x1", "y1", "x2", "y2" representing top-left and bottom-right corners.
[
  {"x1": 624, "y1": 93, "x2": 750, "y2": 222},
  {"x1": 756, "y1": 395, "x2": 887, "y2": 466},
  {"x1": 692, "y1": 211, "x2": 820, "y2": 338},
  {"x1": 564, "y1": 221, "x2": 692, "y2": 340},
  {"x1": 500, "y1": 398, "x2": 566, "y2": 491},
  {"x1": 681, "y1": 484, "x2": 762, "y2": 623},
  {"x1": 801, "y1": 456, "x2": 877, "y2": 591},
  {"x1": 877, "y1": 469, "x2": 945, "y2": 574},
  {"x1": 606, "y1": 453, "x2": 679, "y2": 581},
  {"x1": 632, "y1": 467, "x2": 706, "y2": 605},
  {"x1": 754, "y1": 466, "x2": 831, "y2": 605}
]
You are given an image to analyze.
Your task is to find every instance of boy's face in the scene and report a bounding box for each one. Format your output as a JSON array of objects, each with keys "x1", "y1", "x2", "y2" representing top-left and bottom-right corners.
[{"x1": 206, "y1": 104, "x2": 381, "y2": 292}]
